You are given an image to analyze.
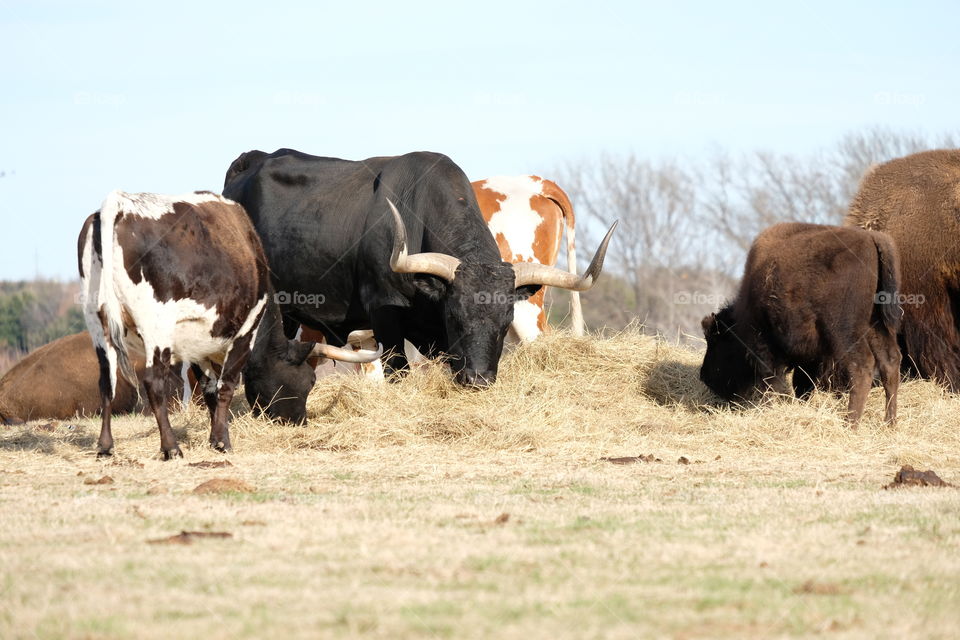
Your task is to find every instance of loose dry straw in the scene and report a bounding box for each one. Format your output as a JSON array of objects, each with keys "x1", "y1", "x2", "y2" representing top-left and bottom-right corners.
[
  {"x1": 4, "y1": 328, "x2": 958, "y2": 469},
  {"x1": 222, "y1": 328, "x2": 959, "y2": 466}
]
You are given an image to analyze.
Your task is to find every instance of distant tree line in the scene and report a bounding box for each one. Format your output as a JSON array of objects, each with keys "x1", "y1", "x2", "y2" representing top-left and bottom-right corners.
[{"x1": 0, "y1": 281, "x2": 85, "y2": 375}]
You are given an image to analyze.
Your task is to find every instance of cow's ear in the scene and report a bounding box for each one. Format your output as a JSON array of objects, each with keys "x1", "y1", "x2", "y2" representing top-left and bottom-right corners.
[
  {"x1": 701, "y1": 313, "x2": 716, "y2": 336},
  {"x1": 412, "y1": 274, "x2": 448, "y2": 302},
  {"x1": 287, "y1": 340, "x2": 315, "y2": 365},
  {"x1": 513, "y1": 284, "x2": 542, "y2": 301}
]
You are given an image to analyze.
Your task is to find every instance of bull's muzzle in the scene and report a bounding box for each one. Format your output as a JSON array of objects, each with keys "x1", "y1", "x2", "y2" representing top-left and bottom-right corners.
[{"x1": 456, "y1": 368, "x2": 496, "y2": 388}]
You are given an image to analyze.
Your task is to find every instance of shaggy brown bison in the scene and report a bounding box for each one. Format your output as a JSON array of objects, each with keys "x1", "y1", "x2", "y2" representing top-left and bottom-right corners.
[
  {"x1": 0, "y1": 332, "x2": 149, "y2": 424},
  {"x1": 846, "y1": 149, "x2": 960, "y2": 388},
  {"x1": 700, "y1": 223, "x2": 902, "y2": 425}
]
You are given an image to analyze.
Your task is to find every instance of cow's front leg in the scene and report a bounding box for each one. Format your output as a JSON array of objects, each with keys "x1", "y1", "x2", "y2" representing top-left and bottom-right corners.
[
  {"x1": 209, "y1": 335, "x2": 253, "y2": 453},
  {"x1": 371, "y1": 307, "x2": 408, "y2": 378}
]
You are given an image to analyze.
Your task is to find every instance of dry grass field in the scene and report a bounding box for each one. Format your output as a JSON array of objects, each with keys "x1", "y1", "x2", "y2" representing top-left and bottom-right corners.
[{"x1": 1, "y1": 330, "x2": 959, "y2": 639}]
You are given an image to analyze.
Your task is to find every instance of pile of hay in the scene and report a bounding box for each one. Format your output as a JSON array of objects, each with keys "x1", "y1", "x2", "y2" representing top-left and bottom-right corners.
[
  {"x1": 223, "y1": 328, "x2": 960, "y2": 465},
  {"x1": 5, "y1": 327, "x2": 957, "y2": 468}
]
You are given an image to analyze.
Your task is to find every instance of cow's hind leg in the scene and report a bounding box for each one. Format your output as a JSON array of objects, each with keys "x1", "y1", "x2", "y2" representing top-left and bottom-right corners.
[
  {"x1": 143, "y1": 347, "x2": 181, "y2": 460},
  {"x1": 94, "y1": 345, "x2": 115, "y2": 457},
  {"x1": 190, "y1": 362, "x2": 219, "y2": 424},
  {"x1": 209, "y1": 334, "x2": 254, "y2": 453}
]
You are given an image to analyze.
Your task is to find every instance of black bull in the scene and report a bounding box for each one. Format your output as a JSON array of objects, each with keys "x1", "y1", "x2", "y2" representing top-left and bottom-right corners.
[{"x1": 223, "y1": 149, "x2": 616, "y2": 386}]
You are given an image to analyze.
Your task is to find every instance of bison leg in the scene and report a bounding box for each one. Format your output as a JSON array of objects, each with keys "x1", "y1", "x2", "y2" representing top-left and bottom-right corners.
[
  {"x1": 870, "y1": 329, "x2": 901, "y2": 424},
  {"x1": 762, "y1": 365, "x2": 790, "y2": 396},
  {"x1": 843, "y1": 346, "x2": 875, "y2": 427},
  {"x1": 904, "y1": 288, "x2": 960, "y2": 389},
  {"x1": 209, "y1": 334, "x2": 254, "y2": 453},
  {"x1": 143, "y1": 348, "x2": 181, "y2": 460},
  {"x1": 94, "y1": 346, "x2": 115, "y2": 458}
]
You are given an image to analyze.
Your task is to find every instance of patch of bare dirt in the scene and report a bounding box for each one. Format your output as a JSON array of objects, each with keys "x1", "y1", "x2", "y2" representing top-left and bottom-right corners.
[
  {"x1": 148, "y1": 531, "x2": 233, "y2": 545},
  {"x1": 794, "y1": 580, "x2": 845, "y2": 595},
  {"x1": 192, "y1": 478, "x2": 254, "y2": 494},
  {"x1": 601, "y1": 454, "x2": 662, "y2": 464},
  {"x1": 188, "y1": 460, "x2": 233, "y2": 469},
  {"x1": 884, "y1": 465, "x2": 955, "y2": 489}
]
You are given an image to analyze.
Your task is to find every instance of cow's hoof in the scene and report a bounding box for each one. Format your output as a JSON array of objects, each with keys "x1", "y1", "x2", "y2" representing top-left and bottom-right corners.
[
  {"x1": 161, "y1": 447, "x2": 183, "y2": 461},
  {"x1": 96, "y1": 448, "x2": 113, "y2": 459}
]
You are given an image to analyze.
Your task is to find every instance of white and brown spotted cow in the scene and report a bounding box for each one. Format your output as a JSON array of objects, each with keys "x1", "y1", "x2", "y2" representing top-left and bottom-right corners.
[
  {"x1": 472, "y1": 176, "x2": 582, "y2": 341},
  {"x1": 79, "y1": 190, "x2": 379, "y2": 459}
]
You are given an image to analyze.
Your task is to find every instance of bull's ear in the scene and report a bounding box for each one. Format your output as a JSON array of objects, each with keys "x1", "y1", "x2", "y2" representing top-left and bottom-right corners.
[
  {"x1": 513, "y1": 284, "x2": 542, "y2": 301},
  {"x1": 412, "y1": 274, "x2": 448, "y2": 302},
  {"x1": 286, "y1": 340, "x2": 315, "y2": 365},
  {"x1": 701, "y1": 313, "x2": 716, "y2": 336}
]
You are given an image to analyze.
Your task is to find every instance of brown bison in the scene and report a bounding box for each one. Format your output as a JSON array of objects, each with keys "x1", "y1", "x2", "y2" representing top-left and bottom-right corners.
[
  {"x1": 0, "y1": 332, "x2": 168, "y2": 424},
  {"x1": 846, "y1": 149, "x2": 960, "y2": 388},
  {"x1": 700, "y1": 223, "x2": 902, "y2": 425}
]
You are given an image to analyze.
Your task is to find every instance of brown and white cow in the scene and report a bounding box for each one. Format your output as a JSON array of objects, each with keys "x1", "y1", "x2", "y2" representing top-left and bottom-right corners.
[
  {"x1": 79, "y1": 190, "x2": 379, "y2": 459},
  {"x1": 472, "y1": 176, "x2": 582, "y2": 340}
]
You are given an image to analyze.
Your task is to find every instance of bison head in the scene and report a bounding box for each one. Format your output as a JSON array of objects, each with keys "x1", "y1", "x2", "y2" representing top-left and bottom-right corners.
[
  {"x1": 699, "y1": 306, "x2": 757, "y2": 400},
  {"x1": 387, "y1": 200, "x2": 617, "y2": 387}
]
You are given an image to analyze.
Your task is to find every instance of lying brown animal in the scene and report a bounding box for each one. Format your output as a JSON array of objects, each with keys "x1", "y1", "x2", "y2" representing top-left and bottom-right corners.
[
  {"x1": 846, "y1": 149, "x2": 960, "y2": 388},
  {"x1": 700, "y1": 223, "x2": 902, "y2": 425},
  {"x1": 0, "y1": 332, "x2": 189, "y2": 424}
]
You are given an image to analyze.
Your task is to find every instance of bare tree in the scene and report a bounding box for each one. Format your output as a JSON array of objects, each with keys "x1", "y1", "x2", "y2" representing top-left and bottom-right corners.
[
  {"x1": 550, "y1": 128, "x2": 958, "y2": 340},
  {"x1": 556, "y1": 154, "x2": 733, "y2": 338},
  {"x1": 699, "y1": 127, "x2": 960, "y2": 261}
]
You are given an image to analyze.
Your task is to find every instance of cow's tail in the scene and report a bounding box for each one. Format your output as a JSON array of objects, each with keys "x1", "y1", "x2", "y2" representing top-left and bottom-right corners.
[
  {"x1": 873, "y1": 231, "x2": 903, "y2": 333},
  {"x1": 542, "y1": 180, "x2": 584, "y2": 336},
  {"x1": 96, "y1": 190, "x2": 139, "y2": 395}
]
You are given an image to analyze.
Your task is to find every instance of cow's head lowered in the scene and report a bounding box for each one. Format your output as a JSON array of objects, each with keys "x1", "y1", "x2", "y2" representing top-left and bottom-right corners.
[
  {"x1": 699, "y1": 306, "x2": 758, "y2": 400},
  {"x1": 244, "y1": 300, "x2": 381, "y2": 422},
  {"x1": 387, "y1": 200, "x2": 617, "y2": 387}
]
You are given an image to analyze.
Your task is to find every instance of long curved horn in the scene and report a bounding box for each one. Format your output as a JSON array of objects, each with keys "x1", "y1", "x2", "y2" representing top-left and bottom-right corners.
[
  {"x1": 387, "y1": 199, "x2": 460, "y2": 282},
  {"x1": 513, "y1": 220, "x2": 618, "y2": 290},
  {"x1": 309, "y1": 342, "x2": 383, "y2": 363}
]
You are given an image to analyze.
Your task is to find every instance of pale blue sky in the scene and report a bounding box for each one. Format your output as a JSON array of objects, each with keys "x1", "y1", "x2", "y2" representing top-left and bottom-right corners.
[{"x1": 1, "y1": 0, "x2": 957, "y2": 279}]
